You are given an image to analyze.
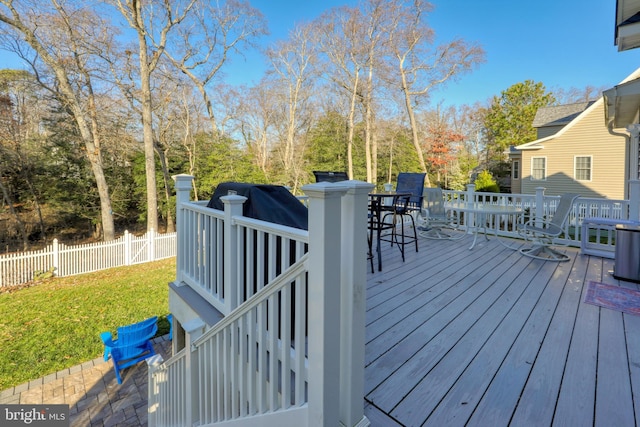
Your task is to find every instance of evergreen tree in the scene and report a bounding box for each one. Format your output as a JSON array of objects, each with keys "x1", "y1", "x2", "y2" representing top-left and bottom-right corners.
[{"x1": 483, "y1": 80, "x2": 555, "y2": 161}]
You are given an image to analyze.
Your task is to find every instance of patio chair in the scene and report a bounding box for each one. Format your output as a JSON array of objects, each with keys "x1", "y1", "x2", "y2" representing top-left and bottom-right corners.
[
  {"x1": 393, "y1": 172, "x2": 426, "y2": 214},
  {"x1": 517, "y1": 193, "x2": 580, "y2": 262},
  {"x1": 100, "y1": 316, "x2": 158, "y2": 384},
  {"x1": 379, "y1": 194, "x2": 415, "y2": 261},
  {"x1": 313, "y1": 171, "x2": 349, "y2": 183},
  {"x1": 418, "y1": 187, "x2": 458, "y2": 239},
  {"x1": 380, "y1": 172, "x2": 426, "y2": 257}
]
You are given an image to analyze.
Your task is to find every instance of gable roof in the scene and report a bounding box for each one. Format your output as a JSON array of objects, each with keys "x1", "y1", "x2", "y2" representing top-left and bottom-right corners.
[
  {"x1": 518, "y1": 68, "x2": 640, "y2": 151},
  {"x1": 515, "y1": 98, "x2": 604, "y2": 150},
  {"x1": 532, "y1": 101, "x2": 596, "y2": 128}
]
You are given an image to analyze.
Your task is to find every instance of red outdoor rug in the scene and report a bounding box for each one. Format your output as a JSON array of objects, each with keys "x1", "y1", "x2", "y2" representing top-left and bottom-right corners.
[{"x1": 584, "y1": 281, "x2": 640, "y2": 316}]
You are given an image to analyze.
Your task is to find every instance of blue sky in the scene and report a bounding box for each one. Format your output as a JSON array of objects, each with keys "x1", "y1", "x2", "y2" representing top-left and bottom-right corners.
[
  {"x1": 241, "y1": 0, "x2": 640, "y2": 107},
  {"x1": 2, "y1": 0, "x2": 639, "y2": 108}
]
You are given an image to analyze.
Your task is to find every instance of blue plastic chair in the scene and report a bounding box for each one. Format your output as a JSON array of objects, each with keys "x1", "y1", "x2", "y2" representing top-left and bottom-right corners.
[{"x1": 100, "y1": 316, "x2": 158, "y2": 384}]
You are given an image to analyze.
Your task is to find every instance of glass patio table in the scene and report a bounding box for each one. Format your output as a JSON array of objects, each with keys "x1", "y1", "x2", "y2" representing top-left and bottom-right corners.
[{"x1": 444, "y1": 201, "x2": 523, "y2": 250}]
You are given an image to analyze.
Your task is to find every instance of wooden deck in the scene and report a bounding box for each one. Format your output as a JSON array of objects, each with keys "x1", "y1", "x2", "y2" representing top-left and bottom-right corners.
[{"x1": 363, "y1": 230, "x2": 640, "y2": 427}]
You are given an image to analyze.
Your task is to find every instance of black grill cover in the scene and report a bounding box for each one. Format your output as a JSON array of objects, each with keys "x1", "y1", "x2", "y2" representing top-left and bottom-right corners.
[{"x1": 207, "y1": 182, "x2": 308, "y2": 230}]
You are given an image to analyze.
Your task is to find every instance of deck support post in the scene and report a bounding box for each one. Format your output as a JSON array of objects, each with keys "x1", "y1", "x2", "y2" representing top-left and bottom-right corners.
[
  {"x1": 339, "y1": 181, "x2": 374, "y2": 427},
  {"x1": 172, "y1": 174, "x2": 194, "y2": 285},
  {"x1": 466, "y1": 183, "x2": 476, "y2": 232},
  {"x1": 221, "y1": 193, "x2": 247, "y2": 313},
  {"x1": 535, "y1": 187, "x2": 546, "y2": 228},
  {"x1": 184, "y1": 318, "x2": 205, "y2": 427},
  {"x1": 303, "y1": 182, "x2": 347, "y2": 427}
]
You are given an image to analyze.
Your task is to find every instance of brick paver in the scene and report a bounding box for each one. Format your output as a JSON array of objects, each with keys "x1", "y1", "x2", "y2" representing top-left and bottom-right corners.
[{"x1": 0, "y1": 336, "x2": 171, "y2": 427}]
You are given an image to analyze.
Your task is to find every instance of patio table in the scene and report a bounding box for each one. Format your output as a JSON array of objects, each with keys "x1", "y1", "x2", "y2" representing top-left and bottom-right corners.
[{"x1": 445, "y1": 201, "x2": 523, "y2": 250}]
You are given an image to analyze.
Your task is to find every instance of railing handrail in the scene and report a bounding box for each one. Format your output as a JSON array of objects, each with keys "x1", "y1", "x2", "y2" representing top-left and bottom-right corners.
[{"x1": 232, "y1": 215, "x2": 309, "y2": 244}]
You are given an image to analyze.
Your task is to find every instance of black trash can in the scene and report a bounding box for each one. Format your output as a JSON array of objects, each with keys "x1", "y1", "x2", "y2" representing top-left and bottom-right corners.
[{"x1": 613, "y1": 224, "x2": 640, "y2": 282}]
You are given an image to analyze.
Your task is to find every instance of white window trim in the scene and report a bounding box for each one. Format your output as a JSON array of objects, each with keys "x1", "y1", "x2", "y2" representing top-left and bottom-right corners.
[
  {"x1": 574, "y1": 155, "x2": 593, "y2": 182},
  {"x1": 530, "y1": 156, "x2": 547, "y2": 181},
  {"x1": 512, "y1": 160, "x2": 520, "y2": 180}
]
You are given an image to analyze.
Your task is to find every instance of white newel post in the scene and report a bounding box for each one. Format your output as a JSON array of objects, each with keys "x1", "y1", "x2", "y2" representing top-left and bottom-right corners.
[
  {"x1": 466, "y1": 184, "x2": 476, "y2": 232},
  {"x1": 339, "y1": 181, "x2": 374, "y2": 427},
  {"x1": 221, "y1": 193, "x2": 247, "y2": 313},
  {"x1": 184, "y1": 318, "x2": 205, "y2": 427},
  {"x1": 172, "y1": 174, "x2": 194, "y2": 284},
  {"x1": 629, "y1": 180, "x2": 640, "y2": 221},
  {"x1": 465, "y1": 183, "x2": 476, "y2": 201},
  {"x1": 303, "y1": 182, "x2": 346, "y2": 427},
  {"x1": 534, "y1": 187, "x2": 546, "y2": 227},
  {"x1": 146, "y1": 354, "x2": 164, "y2": 427}
]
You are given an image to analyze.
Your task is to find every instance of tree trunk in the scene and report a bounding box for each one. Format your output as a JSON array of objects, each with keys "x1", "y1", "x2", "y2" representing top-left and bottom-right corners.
[
  {"x1": 364, "y1": 63, "x2": 374, "y2": 183},
  {"x1": 0, "y1": 175, "x2": 28, "y2": 250},
  {"x1": 347, "y1": 70, "x2": 359, "y2": 180},
  {"x1": 400, "y1": 70, "x2": 431, "y2": 187},
  {"x1": 155, "y1": 144, "x2": 175, "y2": 233},
  {"x1": 136, "y1": 27, "x2": 159, "y2": 232},
  {"x1": 0, "y1": 6, "x2": 116, "y2": 241}
]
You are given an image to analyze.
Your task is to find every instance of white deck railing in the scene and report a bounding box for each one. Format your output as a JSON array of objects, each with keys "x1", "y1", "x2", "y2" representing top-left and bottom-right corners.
[
  {"x1": 176, "y1": 199, "x2": 308, "y2": 316},
  {"x1": 443, "y1": 184, "x2": 639, "y2": 251},
  {"x1": 150, "y1": 256, "x2": 310, "y2": 426},
  {"x1": 148, "y1": 176, "x2": 373, "y2": 427}
]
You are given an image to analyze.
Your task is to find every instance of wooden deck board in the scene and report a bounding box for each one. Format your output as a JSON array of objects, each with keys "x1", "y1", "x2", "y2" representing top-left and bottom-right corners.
[
  {"x1": 424, "y1": 252, "x2": 563, "y2": 426},
  {"x1": 509, "y1": 252, "x2": 588, "y2": 426},
  {"x1": 387, "y1": 249, "x2": 539, "y2": 419},
  {"x1": 365, "y1": 233, "x2": 640, "y2": 426},
  {"x1": 365, "y1": 244, "x2": 520, "y2": 400},
  {"x1": 551, "y1": 256, "x2": 600, "y2": 426}
]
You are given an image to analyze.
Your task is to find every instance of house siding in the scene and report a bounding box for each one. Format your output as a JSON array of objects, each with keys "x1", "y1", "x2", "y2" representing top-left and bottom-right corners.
[
  {"x1": 519, "y1": 101, "x2": 627, "y2": 199},
  {"x1": 536, "y1": 125, "x2": 563, "y2": 139}
]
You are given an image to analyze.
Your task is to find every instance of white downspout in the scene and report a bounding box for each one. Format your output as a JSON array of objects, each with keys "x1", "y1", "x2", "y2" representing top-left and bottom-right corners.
[
  {"x1": 607, "y1": 120, "x2": 632, "y2": 199},
  {"x1": 625, "y1": 124, "x2": 640, "y2": 221},
  {"x1": 626, "y1": 123, "x2": 640, "y2": 182}
]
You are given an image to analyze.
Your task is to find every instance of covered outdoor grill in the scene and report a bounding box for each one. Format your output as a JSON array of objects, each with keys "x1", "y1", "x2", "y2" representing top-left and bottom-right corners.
[{"x1": 207, "y1": 182, "x2": 308, "y2": 230}]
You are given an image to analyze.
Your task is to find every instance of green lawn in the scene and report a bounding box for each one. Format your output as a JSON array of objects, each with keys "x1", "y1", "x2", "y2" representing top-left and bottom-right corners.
[{"x1": 0, "y1": 257, "x2": 176, "y2": 391}]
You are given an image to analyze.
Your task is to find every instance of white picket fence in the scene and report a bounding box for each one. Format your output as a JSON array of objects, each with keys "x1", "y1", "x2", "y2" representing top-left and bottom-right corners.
[{"x1": 0, "y1": 229, "x2": 176, "y2": 288}]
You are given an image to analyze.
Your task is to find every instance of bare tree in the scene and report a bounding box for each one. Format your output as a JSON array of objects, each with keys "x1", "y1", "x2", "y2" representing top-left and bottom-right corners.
[
  {"x1": 266, "y1": 23, "x2": 317, "y2": 190},
  {"x1": 360, "y1": 0, "x2": 389, "y2": 184},
  {"x1": 316, "y1": 5, "x2": 367, "y2": 180},
  {"x1": 109, "y1": 0, "x2": 195, "y2": 232},
  {"x1": 0, "y1": 91, "x2": 29, "y2": 249},
  {"x1": 0, "y1": 70, "x2": 46, "y2": 248},
  {"x1": 232, "y1": 81, "x2": 276, "y2": 179},
  {"x1": 552, "y1": 85, "x2": 606, "y2": 104},
  {"x1": 0, "y1": 0, "x2": 117, "y2": 240},
  {"x1": 162, "y1": 0, "x2": 267, "y2": 136},
  {"x1": 384, "y1": 0, "x2": 485, "y2": 185}
]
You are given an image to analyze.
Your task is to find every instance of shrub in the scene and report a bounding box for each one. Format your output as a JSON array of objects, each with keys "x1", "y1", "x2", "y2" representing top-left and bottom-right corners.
[{"x1": 474, "y1": 170, "x2": 500, "y2": 193}]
